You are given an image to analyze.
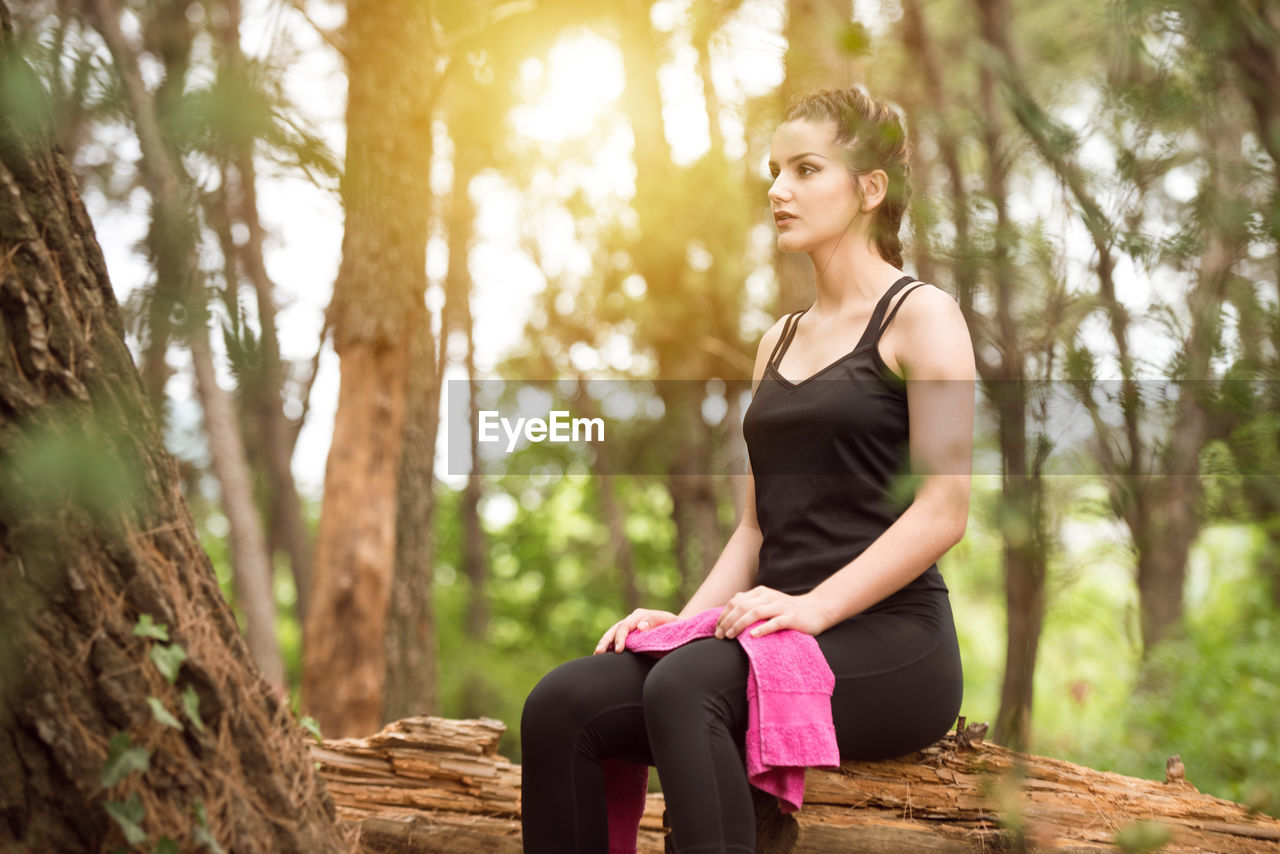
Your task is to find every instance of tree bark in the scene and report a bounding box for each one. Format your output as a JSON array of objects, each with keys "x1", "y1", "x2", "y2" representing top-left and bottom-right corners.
[
  {"x1": 384, "y1": 302, "x2": 440, "y2": 723},
  {"x1": 0, "y1": 5, "x2": 348, "y2": 847},
  {"x1": 302, "y1": 0, "x2": 434, "y2": 737},
  {"x1": 313, "y1": 717, "x2": 1280, "y2": 854}
]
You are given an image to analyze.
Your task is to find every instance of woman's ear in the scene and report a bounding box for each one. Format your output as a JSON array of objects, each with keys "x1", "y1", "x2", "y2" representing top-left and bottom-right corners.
[{"x1": 860, "y1": 169, "x2": 889, "y2": 212}]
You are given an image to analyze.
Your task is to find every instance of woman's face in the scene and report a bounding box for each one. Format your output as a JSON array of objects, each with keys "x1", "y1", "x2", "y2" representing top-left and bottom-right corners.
[{"x1": 768, "y1": 118, "x2": 869, "y2": 253}]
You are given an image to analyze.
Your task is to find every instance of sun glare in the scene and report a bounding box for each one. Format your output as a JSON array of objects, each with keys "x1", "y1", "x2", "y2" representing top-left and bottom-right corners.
[{"x1": 511, "y1": 31, "x2": 625, "y2": 142}]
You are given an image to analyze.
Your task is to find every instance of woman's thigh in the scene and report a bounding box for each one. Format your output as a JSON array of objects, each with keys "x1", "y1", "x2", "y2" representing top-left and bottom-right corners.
[
  {"x1": 816, "y1": 596, "x2": 964, "y2": 760},
  {"x1": 522, "y1": 650, "x2": 659, "y2": 766}
]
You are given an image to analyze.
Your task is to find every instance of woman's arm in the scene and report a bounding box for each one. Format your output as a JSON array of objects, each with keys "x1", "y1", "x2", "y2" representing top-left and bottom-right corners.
[
  {"x1": 677, "y1": 482, "x2": 762, "y2": 617},
  {"x1": 715, "y1": 286, "x2": 976, "y2": 639},
  {"x1": 595, "y1": 315, "x2": 789, "y2": 651}
]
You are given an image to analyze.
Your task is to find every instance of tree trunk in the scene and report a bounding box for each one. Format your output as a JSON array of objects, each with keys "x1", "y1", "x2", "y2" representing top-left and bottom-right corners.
[
  {"x1": 303, "y1": 0, "x2": 434, "y2": 738},
  {"x1": 215, "y1": 0, "x2": 317, "y2": 621},
  {"x1": 83, "y1": 0, "x2": 284, "y2": 691},
  {"x1": 313, "y1": 717, "x2": 1280, "y2": 854},
  {"x1": 0, "y1": 6, "x2": 348, "y2": 847},
  {"x1": 972, "y1": 0, "x2": 1051, "y2": 751},
  {"x1": 188, "y1": 318, "x2": 286, "y2": 690},
  {"x1": 384, "y1": 301, "x2": 439, "y2": 723}
]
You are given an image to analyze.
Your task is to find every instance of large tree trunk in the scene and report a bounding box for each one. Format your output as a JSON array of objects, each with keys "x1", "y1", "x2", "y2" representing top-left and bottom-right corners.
[
  {"x1": 302, "y1": 0, "x2": 434, "y2": 737},
  {"x1": 0, "y1": 6, "x2": 348, "y2": 848}
]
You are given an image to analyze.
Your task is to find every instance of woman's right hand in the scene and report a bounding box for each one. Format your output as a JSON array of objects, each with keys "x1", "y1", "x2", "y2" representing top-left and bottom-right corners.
[{"x1": 594, "y1": 609, "x2": 679, "y2": 654}]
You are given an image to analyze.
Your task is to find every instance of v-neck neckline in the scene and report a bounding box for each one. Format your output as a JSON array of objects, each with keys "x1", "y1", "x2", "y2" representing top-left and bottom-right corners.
[{"x1": 769, "y1": 275, "x2": 914, "y2": 389}]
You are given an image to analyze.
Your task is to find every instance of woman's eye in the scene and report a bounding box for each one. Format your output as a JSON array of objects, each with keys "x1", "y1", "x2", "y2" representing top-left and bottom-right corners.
[{"x1": 798, "y1": 164, "x2": 817, "y2": 175}]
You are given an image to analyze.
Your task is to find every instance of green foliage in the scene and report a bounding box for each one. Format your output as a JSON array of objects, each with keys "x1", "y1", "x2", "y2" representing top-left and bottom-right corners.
[
  {"x1": 299, "y1": 716, "x2": 323, "y2": 745},
  {"x1": 1067, "y1": 528, "x2": 1280, "y2": 815},
  {"x1": 0, "y1": 404, "x2": 145, "y2": 526},
  {"x1": 132, "y1": 615, "x2": 170, "y2": 642},
  {"x1": 431, "y1": 469, "x2": 683, "y2": 759},
  {"x1": 149, "y1": 643, "x2": 187, "y2": 684},
  {"x1": 101, "y1": 732, "x2": 151, "y2": 788},
  {"x1": 181, "y1": 686, "x2": 206, "y2": 733},
  {"x1": 146, "y1": 697, "x2": 183, "y2": 730},
  {"x1": 102, "y1": 616, "x2": 228, "y2": 849},
  {"x1": 103, "y1": 793, "x2": 148, "y2": 846}
]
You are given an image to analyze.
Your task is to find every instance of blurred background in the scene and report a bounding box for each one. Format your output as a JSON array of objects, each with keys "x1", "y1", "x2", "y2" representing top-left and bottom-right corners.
[{"x1": 9, "y1": 0, "x2": 1279, "y2": 816}]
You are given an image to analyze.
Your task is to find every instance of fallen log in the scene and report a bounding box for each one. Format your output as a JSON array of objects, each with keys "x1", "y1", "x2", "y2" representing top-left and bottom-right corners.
[
  {"x1": 310, "y1": 715, "x2": 1280, "y2": 853},
  {"x1": 309, "y1": 715, "x2": 667, "y2": 853}
]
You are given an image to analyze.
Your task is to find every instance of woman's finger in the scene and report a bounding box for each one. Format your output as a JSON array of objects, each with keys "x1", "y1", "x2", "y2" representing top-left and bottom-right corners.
[
  {"x1": 749, "y1": 615, "x2": 784, "y2": 638},
  {"x1": 596, "y1": 621, "x2": 623, "y2": 654},
  {"x1": 722, "y1": 607, "x2": 760, "y2": 639},
  {"x1": 594, "y1": 627, "x2": 612, "y2": 654},
  {"x1": 615, "y1": 616, "x2": 639, "y2": 652}
]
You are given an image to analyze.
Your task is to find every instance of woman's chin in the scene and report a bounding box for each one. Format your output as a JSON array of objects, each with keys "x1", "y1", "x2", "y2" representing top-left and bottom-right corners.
[{"x1": 776, "y1": 234, "x2": 807, "y2": 253}]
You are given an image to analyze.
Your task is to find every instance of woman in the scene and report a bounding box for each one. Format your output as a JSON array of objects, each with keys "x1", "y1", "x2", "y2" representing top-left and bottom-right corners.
[{"x1": 521, "y1": 85, "x2": 976, "y2": 854}]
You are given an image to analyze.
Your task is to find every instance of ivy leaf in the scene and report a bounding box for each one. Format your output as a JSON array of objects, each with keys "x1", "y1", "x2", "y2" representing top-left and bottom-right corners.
[
  {"x1": 103, "y1": 792, "x2": 147, "y2": 845},
  {"x1": 182, "y1": 685, "x2": 206, "y2": 733},
  {"x1": 152, "y1": 838, "x2": 180, "y2": 854},
  {"x1": 192, "y1": 801, "x2": 226, "y2": 854},
  {"x1": 300, "y1": 715, "x2": 322, "y2": 745},
  {"x1": 146, "y1": 697, "x2": 183, "y2": 730},
  {"x1": 149, "y1": 643, "x2": 187, "y2": 684},
  {"x1": 132, "y1": 614, "x2": 170, "y2": 642},
  {"x1": 101, "y1": 732, "x2": 151, "y2": 787}
]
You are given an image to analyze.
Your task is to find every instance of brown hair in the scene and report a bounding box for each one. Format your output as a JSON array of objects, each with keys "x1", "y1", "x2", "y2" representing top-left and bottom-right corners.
[{"x1": 783, "y1": 86, "x2": 911, "y2": 268}]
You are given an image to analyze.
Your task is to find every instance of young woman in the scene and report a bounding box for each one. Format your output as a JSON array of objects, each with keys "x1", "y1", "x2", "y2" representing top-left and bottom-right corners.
[{"x1": 521, "y1": 85, "x2": 976, "y2": 854}]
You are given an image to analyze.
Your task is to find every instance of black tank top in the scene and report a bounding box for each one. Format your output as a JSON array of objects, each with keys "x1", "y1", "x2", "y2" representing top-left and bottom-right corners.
[{"x1": 741, "y1": 275, "x2": 951, "y2": 607}]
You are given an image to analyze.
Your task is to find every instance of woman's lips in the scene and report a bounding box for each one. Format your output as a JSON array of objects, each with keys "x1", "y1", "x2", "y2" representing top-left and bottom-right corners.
[{"x1": 775, "y1": 214, "x2": 797, "y2": 227}]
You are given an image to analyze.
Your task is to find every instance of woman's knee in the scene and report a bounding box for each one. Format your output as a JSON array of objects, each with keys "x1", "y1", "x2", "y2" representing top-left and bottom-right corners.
[
  {"x1": 522, "y1": 653, "x2": 647, "y2": 738},
  {"x1": 641, "y1": 640, "x2": 747, "y2": 726}
]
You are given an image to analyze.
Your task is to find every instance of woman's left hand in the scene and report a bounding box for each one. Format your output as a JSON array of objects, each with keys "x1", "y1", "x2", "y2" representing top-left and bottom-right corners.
[{"x1": 714, "y1": 586, "x2": 831, "y2": 640}]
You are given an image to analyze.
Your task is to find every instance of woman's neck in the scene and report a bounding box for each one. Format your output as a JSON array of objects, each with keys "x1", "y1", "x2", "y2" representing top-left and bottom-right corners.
[{"x1": 807, "y1": 239, "x2": 902, "y2": 316}]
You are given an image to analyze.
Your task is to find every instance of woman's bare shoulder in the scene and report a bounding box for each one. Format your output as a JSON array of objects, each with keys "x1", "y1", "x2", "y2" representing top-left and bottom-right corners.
[
  {"x1": 751, "y1": 314, "x2": 796, "y2": 389},
  {"x1": 894, "y1": 284, "x2": 974, "y2": 380}
]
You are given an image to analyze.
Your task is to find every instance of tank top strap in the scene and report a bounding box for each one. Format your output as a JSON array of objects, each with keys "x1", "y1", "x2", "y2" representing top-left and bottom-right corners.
[
  {"x1": 873, "y1": 280, "x2": 927, "y2": 342},
  {"x1": 766, "y1": 308, "x2": 809, "y2": 370}
]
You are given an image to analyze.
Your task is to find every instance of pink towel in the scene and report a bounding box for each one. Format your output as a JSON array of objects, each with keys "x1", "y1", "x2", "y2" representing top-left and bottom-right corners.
[{"x1": 602, "y1": 607, "x2": 839, "y2": 853}]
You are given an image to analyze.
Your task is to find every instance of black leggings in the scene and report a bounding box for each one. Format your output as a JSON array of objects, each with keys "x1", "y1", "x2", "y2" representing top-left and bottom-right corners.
[{"x1": 520, "y1": 590, "x2": 963, "y2": 854}]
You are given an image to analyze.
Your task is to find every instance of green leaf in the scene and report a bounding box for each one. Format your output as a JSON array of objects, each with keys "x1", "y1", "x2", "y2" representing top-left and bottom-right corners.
[
  {"x1": 149, "y1": 643, "x2": 187, "y2": 684},
  {"x1": 104, "y1": 792, "x2": 147, "y2": 845},
  {"x1": 146, "y1": 697, "x2": 183, "y2": 730},
  {"x1": 152, "y1": 838, "x2": 179, "y2": 854},
  {"x1": 300, "y1": 715, "x2": 322, "y2": 744},
  {"x1": 101, "y1": 732, "x2": 151, "y2": 787},
  {"x1": 182, "y1": 685, "x2": 206, "y2": 733},
  {"x1": 132, "y1": 614, "x2": 170, "y2": 642},
  {"x1": 192, "y1": 801, "x2": 226, "y2": 854}
]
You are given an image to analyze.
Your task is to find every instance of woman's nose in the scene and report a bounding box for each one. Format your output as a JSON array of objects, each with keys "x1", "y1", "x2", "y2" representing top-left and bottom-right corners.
[{"x1": 768, "y1": 176, "x2": 790, "y2": 203}]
